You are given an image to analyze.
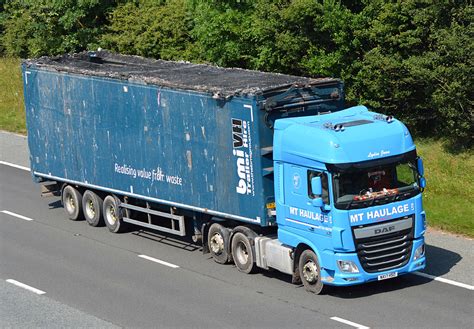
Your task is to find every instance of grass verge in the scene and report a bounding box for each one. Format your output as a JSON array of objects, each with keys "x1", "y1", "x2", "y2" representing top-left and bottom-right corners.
[
  {"x1": 417, "y1": 140, "x2": 473, "y2": 237},
  {"x1": 0, "y1": 57, "x2": 25, "y2": 134},
  {"x1": 0, "y1": 57, "x2": 472, "y2": 237}
]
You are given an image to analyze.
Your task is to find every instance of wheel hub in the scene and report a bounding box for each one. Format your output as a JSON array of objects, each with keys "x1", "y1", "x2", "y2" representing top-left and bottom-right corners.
[
  {"x1": 68, "y1": 195, "x2": 75, "y2": 210},
  {"x1": 107, "y1": 205, "x2": 117, "y2": 224},
  {"x1": 86, "y1": 200, "x2": 95, "y2": 217},
  {"x1": 302, "y1": 261, "x2": 318, "y2": 284},
  {"x1": 210, "y1": 233, "x2": 224, "y2": 254},
  {"x1": 235, "y1": 242, "x2": 249, "y2": 265}
]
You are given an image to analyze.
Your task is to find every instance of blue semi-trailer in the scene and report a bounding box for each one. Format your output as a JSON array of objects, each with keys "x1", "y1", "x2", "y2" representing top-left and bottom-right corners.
[{"x1": 22, "y1": 51, "x2": 426, "y2": 293}]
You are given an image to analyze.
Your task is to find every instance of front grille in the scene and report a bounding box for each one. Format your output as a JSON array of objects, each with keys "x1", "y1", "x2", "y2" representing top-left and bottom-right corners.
[{"x1": 353, "y1": 217, "x2": 414, "y2": 273}]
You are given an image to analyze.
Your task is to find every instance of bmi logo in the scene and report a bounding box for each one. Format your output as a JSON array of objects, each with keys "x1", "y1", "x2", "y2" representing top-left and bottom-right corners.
[{"x1": 232, "y1": 118, "x2": 254, "y2": 195}]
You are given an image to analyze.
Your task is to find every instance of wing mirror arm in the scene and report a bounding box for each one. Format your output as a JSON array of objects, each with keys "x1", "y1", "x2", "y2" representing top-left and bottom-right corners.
[
  {"x1": 417, "y1": 157, "x2": 426, "y2": 189},
  {"x1": 310, "y1": 176, "x2": 332, "y2": 210}
]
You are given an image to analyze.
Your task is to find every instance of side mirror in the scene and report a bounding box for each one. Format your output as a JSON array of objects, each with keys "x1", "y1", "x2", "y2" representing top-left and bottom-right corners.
[
  {"x1": 312, "y1": 198, "x2": 323, "y2": 207},
  {"x1": 419, "y1": 177, "x2": 426, "y2": 189},
  {"x1": 311, "y1": 176, "x2": 322, "y2": 196},
  {"x1": 417, "y1": 157, "x2": 424, "y2": 177}
]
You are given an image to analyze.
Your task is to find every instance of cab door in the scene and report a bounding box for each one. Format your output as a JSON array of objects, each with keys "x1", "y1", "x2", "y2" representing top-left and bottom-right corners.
[{"x1": 282, "y1": 164, "x2": 332, "y2": 237}]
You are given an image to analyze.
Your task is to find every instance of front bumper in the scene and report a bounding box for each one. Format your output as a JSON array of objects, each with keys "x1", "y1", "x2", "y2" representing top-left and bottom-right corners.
[{"x1": 320, "y1": 237, "x2": 425, "y2": 286}]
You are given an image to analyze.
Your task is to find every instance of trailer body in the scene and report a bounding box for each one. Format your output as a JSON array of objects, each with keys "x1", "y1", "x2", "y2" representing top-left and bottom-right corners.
[{"x1": 22, "y1": 52, "x2": 343, "y2": 228}]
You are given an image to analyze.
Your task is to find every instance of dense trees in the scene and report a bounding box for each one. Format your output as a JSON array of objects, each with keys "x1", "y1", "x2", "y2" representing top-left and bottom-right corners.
[
  {"x1": 1, "y1": 0, "x2": 116, "y2": 58},
  {"x1": 1, "y1": 0, "x2": 472, "y2": 146}
]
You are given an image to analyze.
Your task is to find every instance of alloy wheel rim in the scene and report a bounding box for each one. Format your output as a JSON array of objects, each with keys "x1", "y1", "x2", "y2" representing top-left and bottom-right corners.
[
  {"x1": 86, "y1": 199, "x2": 95, "y2": 218},
  {"x1": 210, "y1": 233, "x2": 224, "y2": 255},
  {"x1": 302, "y1": 260, "x2": 318, "y2": 284},
  {"x1": 106, "y1": 205, "x2": 117, "y2": 225},
  {"x1": 66, "y1": 194, "x2": 75, "y2": 212},
  {"x1": 236, "y1": 241, "x2": 248, "y2": 265}
]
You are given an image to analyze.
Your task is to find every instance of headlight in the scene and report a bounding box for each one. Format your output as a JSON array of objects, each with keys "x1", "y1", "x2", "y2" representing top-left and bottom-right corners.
[
  {"x1": 337, "y1": 260, "x2": 359, "y2": 273},
  {"x1": 414, "y1": 244, "x2": 425, "y2": 260}
]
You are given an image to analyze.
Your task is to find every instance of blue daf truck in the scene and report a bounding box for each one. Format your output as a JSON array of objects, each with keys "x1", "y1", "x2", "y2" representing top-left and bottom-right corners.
[{"x1": 22, "y1": 52, "x2": 426, "y2": 293}]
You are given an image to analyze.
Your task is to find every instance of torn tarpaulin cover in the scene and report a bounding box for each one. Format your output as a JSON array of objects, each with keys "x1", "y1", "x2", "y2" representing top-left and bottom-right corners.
[{"x1": 22, "y1": 51, "x2": 337, "y2": 98}]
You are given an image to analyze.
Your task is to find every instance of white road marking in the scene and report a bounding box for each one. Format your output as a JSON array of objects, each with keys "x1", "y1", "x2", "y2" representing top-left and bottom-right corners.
[
  {"x1": 6, "y1": 279, "x2": 46, "y2": 295},
  {"x1": 1, "y1": 210, "x2": 34, "y2": 221},
  {"x1": 414, "y1": 271, "x2": 474, "y2": 290},
  {"x1": 0, "y1": 161, "x2": 30, "y2": 171},
  {"x1": 330, "y1": 316, "x2": 370, "y2": 329},
  {"x1": 138, "y1": 255, "x2": 180, "y2": 269}
]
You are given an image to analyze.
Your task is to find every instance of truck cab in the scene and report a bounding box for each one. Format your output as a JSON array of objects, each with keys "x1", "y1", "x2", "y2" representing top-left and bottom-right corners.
[{"x1": 272, "y1": 105, "x2": 426, "y2": 291}]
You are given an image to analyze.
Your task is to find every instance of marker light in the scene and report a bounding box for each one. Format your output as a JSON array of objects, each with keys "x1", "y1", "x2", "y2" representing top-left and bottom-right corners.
[
  {"x1": 337, "y1": 260, "x2": 360, "y2": 273},
  {"x1": 414, "y1": 244, "x2": 425, "y2": 260},
  {"x1": 373, "y1": 114, "x2": 395, "y2": 123}
]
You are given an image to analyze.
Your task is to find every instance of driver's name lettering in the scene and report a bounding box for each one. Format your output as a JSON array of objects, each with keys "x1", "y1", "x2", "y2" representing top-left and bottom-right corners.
[
  {"x1": 350, "y1": 203, "x2": 413, "y2": 223},
  {"x1": 289, "y1": 207, "x2": 332, "y2": 223},
  {"x1": 368, "y1": 150, "x2": 391, "y2": 158}
]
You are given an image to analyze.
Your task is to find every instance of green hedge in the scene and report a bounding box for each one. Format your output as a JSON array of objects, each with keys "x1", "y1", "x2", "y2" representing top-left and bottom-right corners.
[{"x1": 1, "y1": 0, "x2": 472, "y2": 147}]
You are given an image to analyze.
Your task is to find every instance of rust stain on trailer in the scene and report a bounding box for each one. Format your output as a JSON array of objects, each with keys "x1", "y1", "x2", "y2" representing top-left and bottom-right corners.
[{"x1": 186, "y1": 150, "x2": 192, "y2": 170}]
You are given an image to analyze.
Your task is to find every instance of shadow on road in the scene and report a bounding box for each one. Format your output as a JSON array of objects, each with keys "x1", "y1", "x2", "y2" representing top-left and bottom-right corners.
[
  {"x1": 132, "y1": 229, "x2": 200, "y2": 252},
  {"x1": 256, "y1": 268, "x2": 433, "y2": 299},
  {"x1": 327, "y1": 275, "x2": 432, "y2": 298},
  {"x1": 258, "y1": 243, "x2": 462, "y2": 298},
  {"x1": 423, "y1": 243, "x2": 462, "y2": 277},
  {"x1": 48, "y1": 199, "x2": 62, "y2": 209}
]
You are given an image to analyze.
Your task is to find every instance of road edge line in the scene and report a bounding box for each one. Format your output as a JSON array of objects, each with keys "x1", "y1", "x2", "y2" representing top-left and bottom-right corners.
[
  {"x1": 330, "y1": 316, "x2": 370, "y2": 329},
  {"x1": 0, "y1": 160, "x2": 30, "y2": 171},
  {"x1": 414, "y1": 271, "x2": 474, "y2": 290},
  {"x1": 1, "y1": 210, "x2": 35, "y2": 221},
  {"x1": 6, "y1": 279, "x2": 46, "y2": 295},
  {"x1": 138, "y1": 254, "x2": 180, "y2": 269}
]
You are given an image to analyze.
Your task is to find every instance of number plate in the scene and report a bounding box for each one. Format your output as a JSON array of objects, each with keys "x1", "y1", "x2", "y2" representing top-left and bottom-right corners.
[{"x1": 378, "y1": 272, "x2": 398, "y2": 281}]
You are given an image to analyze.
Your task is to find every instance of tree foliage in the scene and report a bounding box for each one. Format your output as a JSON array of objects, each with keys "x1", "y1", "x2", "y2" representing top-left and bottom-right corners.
[
  {"x1": 349, "y1": 1, "x2": 473, "y2": 142},
  {"x1": 1, "y1": 0, "x2": 472, "y2": 145},
  {"x1": 101, "y1": 0, "x2": 193, "y2": 60},
  {"x1": 1, "y1": 0, "x2": 117, "y2": 58}
]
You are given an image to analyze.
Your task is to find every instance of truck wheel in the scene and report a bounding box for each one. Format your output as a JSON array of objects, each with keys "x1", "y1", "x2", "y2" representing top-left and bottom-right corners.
[
  {"x1": 62, "y1": 185, "x2": 83, "y2": 221},
  {"x1": 231, "y1": 232, "x2": 255, "y2": 274},
  {"x1": 208, "y1": 223, "x2": 231, "y2": 264},
  {"x1": 298, "y1": 249, "x2": 326, "y2": 294},
  {"x1": 103, "y1": 195, "x2": 127, "y2": 233},
  {"x1": 82, "y1": 190, "x2": 104, "y2": 227}
]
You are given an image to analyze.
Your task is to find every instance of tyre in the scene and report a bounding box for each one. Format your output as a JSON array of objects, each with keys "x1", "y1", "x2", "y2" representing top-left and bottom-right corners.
[
  {"x1": 298, "y1": 249, "x2": 326, "y2": 294},
  {"x1": 62, "y1": 185, "x2": 83, "y2": 221},
  {"x1": 231, "y1": 232, "x2": 255, "y2": 274},
  {"x1": 103, "y1": 195, "x2": 128, "y2": 233},
  {"x1": 208, "y1": 223, "x2": 231, "y2": 264},
  {"x1": 82, "y1": 190, "x2": 104, "y2": 227}
]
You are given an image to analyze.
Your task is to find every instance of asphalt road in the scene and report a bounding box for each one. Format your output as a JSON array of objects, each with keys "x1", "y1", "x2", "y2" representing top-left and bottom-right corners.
[{"x1": 1, "y1": 163, "x2": 473, "y2": 328}]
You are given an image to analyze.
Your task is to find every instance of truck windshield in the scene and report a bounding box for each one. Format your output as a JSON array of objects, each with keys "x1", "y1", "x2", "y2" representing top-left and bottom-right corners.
[{"x1": 331, "y1": 156, "x2": 420, "y2": 210}]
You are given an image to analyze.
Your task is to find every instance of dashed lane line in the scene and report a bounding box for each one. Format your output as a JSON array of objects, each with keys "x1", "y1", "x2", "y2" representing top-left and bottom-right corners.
[
  {"x1": 138, "y1": 255, "x2": 180, "y2": 269},
  {"x1": 330, "y1": 317, "x2": 370, "y2": 329},
  {"x1": 6, "y1": 279, "x2": 46, "y2": 295},
  {"x1": 0, "y1": 160, "x2": 30, "y2": 171},
  {"x1": 414, "y1": 271, "x2": 474, "y2": 291},
  {"x1": 1, "y1": 210, "x2": 35, "y2": 221}
]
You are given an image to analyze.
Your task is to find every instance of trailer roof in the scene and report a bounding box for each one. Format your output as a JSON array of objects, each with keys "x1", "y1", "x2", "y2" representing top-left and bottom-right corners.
[{"x1": 23, "y1": 51, "x2": 339, "y2": 97}]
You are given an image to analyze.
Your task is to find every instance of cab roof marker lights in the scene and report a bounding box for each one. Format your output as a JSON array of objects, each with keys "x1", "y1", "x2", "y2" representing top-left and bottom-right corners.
[
  {"x1": 323, "y1": 122, "x2": 345, "y2": 132},
  {"x1": 373, "y1": 114, "x2": 394, "y2": 123}
]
